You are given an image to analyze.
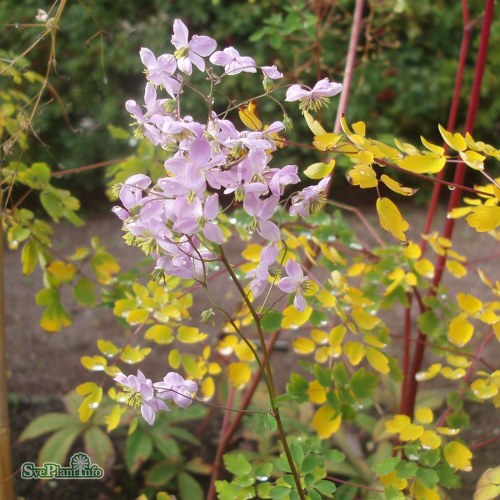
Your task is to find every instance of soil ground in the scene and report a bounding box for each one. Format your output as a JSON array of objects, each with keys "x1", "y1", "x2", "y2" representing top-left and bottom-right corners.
[{"x1": 4, "y1": 205, "x2": 500, "y2": 499}]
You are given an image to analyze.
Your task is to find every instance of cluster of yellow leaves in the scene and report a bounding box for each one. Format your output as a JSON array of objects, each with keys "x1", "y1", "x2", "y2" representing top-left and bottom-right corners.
[
  {"x1": 423, "y1": 232, "x2": 468, "y2": 279},
  {"x1": 474, "y1": 466, "x2": 500, "y2": 500},
  {"x1": 471, "y1": 370, "x2": 500, "y2": 406},
  {"x1": 448, "y1": 178, "x2": 500, "y2": 235},
  {"x1": 385, "y1": 409, "x2": 472, "y2": 471}
]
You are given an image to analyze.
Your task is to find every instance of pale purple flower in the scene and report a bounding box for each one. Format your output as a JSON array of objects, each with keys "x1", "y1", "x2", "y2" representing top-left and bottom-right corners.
[
  {"x1": 261, "y1": 65, "x2": 283, "y2": 80},
  {"x1": 269, "y1": 165, "x2": 300, "y2": 196},
  {"x1": 289, "y1": 177, "x2": 330, "y2": 218},
  {"x1": 286, "y1": 78, "x2": 342, "y2": 111},
  {"x1": 155, "y1": 372, "x2": 198, "y2": 408},
  {"x1": 112, "y1": 174, "x2": 152, "y2": 220},
  {"x1": 171, "y1": 19, "x2": 217, "y2": 75},
  {"x1": 246, "y1": 243, "x2": 279, "y2": 298},
  {"x1": 139, "y1": 47, "x2": 180, "y2": 98},
  {"x1": 209, "y1": 47, "x2": 257, "y2": 75},
  {"x1": 114, "y1": 370, "x2": 168, "y2": 425},
  {"x1": 277, "y1": 260, "x2": 308, "y2": 311},
  {"x1": 243, "y1": 193, "x2": 281, "y2": 241}
]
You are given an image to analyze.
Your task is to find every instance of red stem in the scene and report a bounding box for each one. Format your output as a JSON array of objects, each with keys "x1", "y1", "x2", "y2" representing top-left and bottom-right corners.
[
  {"x1": 399, "y1": 295, "x2": 412, "y2": 414},
  {"x1": 421, "y1": 0, "x2": 472, "y2": 249},
  {"x1": 404, "y1": 0, "x2": 494, "y2": 419}
]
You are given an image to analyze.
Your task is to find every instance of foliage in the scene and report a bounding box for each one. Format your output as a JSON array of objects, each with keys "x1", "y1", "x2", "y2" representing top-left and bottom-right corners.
[{"x1": 2, "y1": 2, "x2": 499, "y2": 500}]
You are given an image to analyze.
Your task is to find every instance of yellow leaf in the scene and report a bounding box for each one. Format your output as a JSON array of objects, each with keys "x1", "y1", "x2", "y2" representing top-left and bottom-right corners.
[
  {"x1": 329, "y1": 325, "x2": 346, "y2": 348},
  {"x1": 168, "y1": 349, "x2": 181, "y2": 369},
  {"x1": 311, "y1": 329, "x2": 328, "y2": 344},
  {"x1": 76, "y1": 382, "x2": 98, "y2": 396},
  {"x1": 444, "y1": 441, "x2": 472, "y2": 471},
  {"x1": 201, "y1": 377, "x2": 215, "y2": 400},
  {"x1": 376, "y1": 197, "x2": 409, "y2": 241},
  {"x1": 79, "y1": 387, "x2": 103, "y2": 423},
  {"x1": 380, "y1": 471, "x2": 407, "y2": 491},
  {"x1": 404, "y1": 272, "x2": 418, "y2": 286},
  {"x1": 457, "y1": 293, "x2": 483, "y2": 315},
  {"x1": 438, "y1": 124, "x2": 467, "y2": 151},
  {"x1": 308, "y1": 380, "x2": 327, "y2": 404},
  {"x1": 421, "y1": 136, "x2": 445, "y2": 155},
  {"x1": 460, "y1": 149, "x2": 486, "y2": 171},
  {"x1": 385, "y1": 414, "x2": 411, "y2": 434},
  {"x1": 292, "y1": 337, "x2": 316, "y2": 355},
  {"x1": 420, "y1": 430, "x2": 442, "y2": 450},
  {"x1": 437, "y1": 427, "x2": 461, "y2": 436},
  {"x1": 446, "y1": 354, "x2": 471, "y2": 368},
  {"x1": 448, "y1": 313, "x2": 474, "y2": 347},
  {"x1": 441, "y1": 366, "x2": 466, "y2": 380},
  {"x1": 399, "y1": 423, "x2": 424, "y2": 442},
  {"x1": 471, "y1": 378, "x2": 498, "y2": 400},
  {"x1": 352, "y1": 307, "x2": 380, "y2": 330},
  {"x1": 317, "y1": 289, "x2": 337, "y2": 307},
  {"x1": 81, "y1": 355, "x2": 107, "y2": 371},
  {"x1": 344, "y1": 341, "x2": 365, "y2": 365},
  {"x1": 145, "y1": 325, "x2": 174, "y2": 344},
  {"x1": 238, "y1": 101, "x2": 262, "y2": 130},
  {"x1": 365, "y1": 346, "x2": 390, "y2": 374},
  {"x1": 47, "y1": 261, "x2": 77, "y2": 282},
  {"x1": 352, "y1": 121, "x2": 366, "y2": 136},
  {"x1": 228, "y1": 362, "x2": 251, "y2": 389},
  {"x1": 415, "y1": 407, "x2": 434, "y2": 424},
  {"x1": 281, "y1": 304, "x2": 312, "y2": 329},
  {"x1": 312, "y1": 405, "x2": 342, "y2": 438},
  {"x1": 365, "y1": 334, "x2": 386, "y2": 348},
  {"x1": 304, "y1": 111, "x2": 326, "y2": 136},
  {"x1": 446, "y1": 260, "x2": 467, "y2": 279},
  {"x1": 403, "y1": 242, "x2": 422, "y2": 260},
  {"x1": 415, "y1": 363, "x2": 442, "y2": 382},
  {"x1": 121, "y1": 345, "x2": 151, "y2": 364},
  {"x1": 466, "y1": 206, "x2": 500, "y2": 232},
  {"x1": 177, "y1": 325, "x2": 207, "y2": 344},
  {"x1": 126, "y1": 308, "x2": 149, "y2": 325},
  {"x1": 304, "y1": 160, "x2": 335, "y2": 180},
  {"x1": 380, "y1": 174, "x2": 417, "y2": 196},
  {"x1": 398, "y1": 153, "x2": 446, "y2": 174},
  {"x1": 234, "y1": 340, "x2": 256, "y2": 362},
  {"x1": 348, "y1": 164, "x2": 378, "y2": 189},
  {"x1": 105, "y1": 404, "x2": 125, "y2": 432},
  {"x1": 313, "y1": 133, "x2": 341, "y2": 151},
  {"x1": 448, "y1": 206, "x2": 474, "y2": 219},
  {"x1": 414, "y1": 258, "x2": 435, "y2": 278}
]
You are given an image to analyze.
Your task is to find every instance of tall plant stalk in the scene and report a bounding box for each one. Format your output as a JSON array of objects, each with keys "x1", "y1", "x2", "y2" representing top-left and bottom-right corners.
[
  {"x1": 0, "y1": 205, "x2": 14, "y2": 500},
  {"x1": 404, "y1": 0, "x2": 495, "y2": 418}
]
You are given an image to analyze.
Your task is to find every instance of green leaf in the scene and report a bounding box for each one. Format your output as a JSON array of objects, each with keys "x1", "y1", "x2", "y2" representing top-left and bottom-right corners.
[
  {"x1": 416, "y1": 467, "x2": 439, "y2": 489},
  {"x1": 290, "y1": 441, "x2": 304, "y2": 468},
  {"x1": 261, "y1": 310, "x2": 283, "y2": 332},
  {"x1": 40, "y1": 191, "x2": 64, "y2": 222},
  {"x1": 314, "y1": 479, "x2": 336, "y2": 496},
  {"x1": 74, "y1": 277, "x2": 97, "y2": 307},
  {"x1": 38, "y1": 425, "x2": 83, "y2": 467},
  {"x1": 83, "y1": 426, "x2": 115, "y2": 472},
  {"x1": 21, "y1": 240, "x2": 38, "y2": 275},
  {"x1": 314, "y1": 364, "x2": 332, "y2": 388},
  {"x1": 154, "y1": 437, "x2": 180, "y2": 459},
  {"x1": 223, "y1": 453, "x2": 252, "y2": 476},
  {"x1": 324, "y1": 449, "x2": 345, "y2": 464},
  {"x1": 436, "y1": 463, "x2": 461, "y2": 489},
  {"x1": 264, "y1": 414, "x2": 277, "y2": 432},
  {"x1": 395, "y1": 460, "x2": 418, "y2": 479},
  {"x1": 333, "y1": 362, "x2": 349, "y2": 387},
  {"x1": 419, "y1": 449, "x2": 440, "y2": 468},
  {"x1": 418, "y1": 311, "x2": 440, "y2": 336},
  {"x1": 287, "y1": 373, "x2": 308, "y2": 402},
  {"x1": 145, "y1": 460, "x2": 177, "y2": 487},
  {"x1": 384, "y1": 485, "x2": 405, "y2": 500},
  {"x1": 351, "y1": 368, "x2": 379, "y2": 398},
  {"x1": 269, "y1": 485, "x2": 291, "y2": 498},
  {"x1": 373, "y1": 457, "x2": 400, "y2": 475},
  {"x1": 254, "y1": 463, "x2": 273, "y2": 479},
  {"x1": 19, "y1": 413, "x2": 78, "y2": 441},
  {"x1": 178, "y1": 472, "x2": 204, "y2": 500},
  {"x1": 126, "y1": 430, "x2": 154, "y2": 474}
]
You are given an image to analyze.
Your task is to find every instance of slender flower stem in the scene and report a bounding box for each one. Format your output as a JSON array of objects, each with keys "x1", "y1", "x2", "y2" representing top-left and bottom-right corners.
[{"x1": 217, "y1": 246, "x2": 306, "y2": 500}]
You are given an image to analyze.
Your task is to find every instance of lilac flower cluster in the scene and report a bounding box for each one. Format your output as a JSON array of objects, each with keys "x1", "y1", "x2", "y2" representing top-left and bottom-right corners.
[
  {"x1": 114, "y1": 370, "x2": 198, "y2": 425},
  {"x1": 114, "y1": 19, "x2": 341, "y2": 305}
]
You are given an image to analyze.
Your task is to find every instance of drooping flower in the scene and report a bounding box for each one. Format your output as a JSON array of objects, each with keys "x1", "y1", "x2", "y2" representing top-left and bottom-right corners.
[
  {"x1": 154, "y1": 372, "x2": 198, "y2": 408},
  {"x1": 246, "y1": 243, "x2": 279, "y2": 298},
  {"x1": 289, "y1": 177, "x2": 330, "y2": 218},
  {"x1": 286, "y1": 78, "x2": 342, "y2": 111},
  {"x1": 243, "y1": 193, "x2": 281, "y2": 242},
  {"x1": 114, "y1": 370, "x2": 168, "y2": 425},
  {"x1": 171, "y1": 19, "x2": 217, "y2": 75},
  {"x1": 209, "y1": 47, "x2": 257, "y2": 75},
  {"x1": 261, "y1": 65, "x2": 283, "y2": 80}
]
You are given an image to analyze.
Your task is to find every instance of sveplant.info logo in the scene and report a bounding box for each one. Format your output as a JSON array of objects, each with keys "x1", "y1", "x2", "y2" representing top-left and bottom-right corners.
[{"x1": 21, "y1": 452, "x2": 104, "y2": 480}]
